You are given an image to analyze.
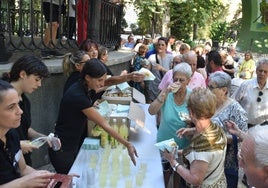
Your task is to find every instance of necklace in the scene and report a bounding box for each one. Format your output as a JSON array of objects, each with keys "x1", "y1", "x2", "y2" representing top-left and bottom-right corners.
[{"x1": 174, "y1": 90, "x2": 187, "y2": 105}]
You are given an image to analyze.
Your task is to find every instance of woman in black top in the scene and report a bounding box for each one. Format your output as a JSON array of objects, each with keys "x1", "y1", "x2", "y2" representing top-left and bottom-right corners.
[
  {"x1": 1, "y1": 55, "x2": 58, "y2": 166},
  {"x1": 0, "y1": 80, "x2": 53, "y2": 186},
  {"x1": 49, "y1": 59, "x2": 138, "y2": 174}
]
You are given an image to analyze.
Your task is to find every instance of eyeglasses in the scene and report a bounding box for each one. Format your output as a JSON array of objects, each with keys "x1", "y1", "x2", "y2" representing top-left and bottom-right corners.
[
  {"x1": 173, "y1": 61, "x2": 181, "y2": 65},
  {"x1": 208, "y1": 85, "x2": 221, "y2": 90},
  {"x1": 174, "y1": 78, "x2": 187, "y2": 83},
  {"x1": 257, "y1": 91, "x2": 263, "y2": 102}
]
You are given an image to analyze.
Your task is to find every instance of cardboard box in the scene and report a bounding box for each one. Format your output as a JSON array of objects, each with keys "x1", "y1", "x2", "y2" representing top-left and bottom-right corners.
[
  {"x1": 88, "y1": 101, "x2": 145, "y2": 139},
  {"x1": 102, "y1": 87, "x2": 145, "y2": 105},
  {"x1": 81, "y1": 137, "x2": 100, "y2": 150}
]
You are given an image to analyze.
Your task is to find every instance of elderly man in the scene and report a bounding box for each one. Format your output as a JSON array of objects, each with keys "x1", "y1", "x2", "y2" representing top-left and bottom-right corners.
[
  {"x1": 232, "y1": 58, "x2": 268, "y2": 128},
  {"x1": 182, "y1": 50, "x2": 206, "y2": 89},
  {"x1": 226, "y1": 123, "x2": 268, "y2": 188}
]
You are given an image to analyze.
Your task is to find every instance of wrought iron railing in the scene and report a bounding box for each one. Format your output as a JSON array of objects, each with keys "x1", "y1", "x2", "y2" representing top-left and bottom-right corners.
[{"x1": 0, "y1": 0, "x2": 123, "y2": 62}]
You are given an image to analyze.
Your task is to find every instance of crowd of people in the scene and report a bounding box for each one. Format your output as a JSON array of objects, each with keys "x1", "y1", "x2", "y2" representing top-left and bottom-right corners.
[
  {"x1": 1, "y1": 27, "x2": 268, "y2": 188},
  {"x1": 123, "y1": 33, "x2": 268, "y2": 188}
]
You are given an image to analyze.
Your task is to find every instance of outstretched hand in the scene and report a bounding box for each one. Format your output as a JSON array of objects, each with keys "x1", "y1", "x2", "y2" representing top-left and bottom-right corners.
[{"x1": 127, "y1": 143, "x2": 138, "y2": 166}]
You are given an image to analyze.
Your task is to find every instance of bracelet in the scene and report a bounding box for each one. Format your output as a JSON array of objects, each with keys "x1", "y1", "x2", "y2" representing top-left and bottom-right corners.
[
  {"x1": 157, "y1": 96, "x2": 164, "y2": 103},
  {"x1": 172, "y1": 162, "x2": 180, "y2": 171}
]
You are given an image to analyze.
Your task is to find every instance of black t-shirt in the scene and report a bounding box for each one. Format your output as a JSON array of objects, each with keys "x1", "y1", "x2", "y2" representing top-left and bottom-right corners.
[
  {"x1": 15, "y1": 94, "x2": 32, "y2": 165},
  {"x1": 63, "y1": 71, "x2": 81, "y2": 94},
  {"x1": 55, "y1": 81, "x2": 93, "y2": 153},
  {"x1": 0, "y1": 129, "x2": 21, "y2": 185}
]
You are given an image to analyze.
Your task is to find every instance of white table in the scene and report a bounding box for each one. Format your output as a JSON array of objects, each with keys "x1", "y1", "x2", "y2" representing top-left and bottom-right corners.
[{"x1": 69, "y1": 104, "x2": 165, "y2": 188}]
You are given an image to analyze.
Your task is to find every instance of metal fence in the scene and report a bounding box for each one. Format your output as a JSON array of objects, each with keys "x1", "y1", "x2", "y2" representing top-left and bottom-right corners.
[{"x1": 0, "y1": 0, "x2": 123, "y2": 61}]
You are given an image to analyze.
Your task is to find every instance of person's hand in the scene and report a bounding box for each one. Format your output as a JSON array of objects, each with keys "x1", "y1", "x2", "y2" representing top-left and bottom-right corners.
[
  {"x1": 163, "y1": 147, "x2": 176, "y2": 163},
  {"x1": 155, "y1": 64, "x2": 164, "y2": 71},
  {"x1": 46, "y1": 136, "x2": 61, "y2": 150},
  {"x1": 129, "y1": 72, "x2": 145, "y2": 82},
  {"x1": 120, "y1": 70, "x2": 128, "y2": 76},
  {"x1": 167, "y1": 82, "x2": 181, "y2": 93},
  {"x1": 126, "y1": 143, "x2": 138, "y2": 166},
  {"x1": 176, "y1": 127, "x2": 195, "y2": 138},
  {"x1": 21, "y1": 140, "x2": 39, "y2": 154},
  {"x1": 225, "y1": 120, "x2": 240, "y2": 135},
  {"x1": 20, "y1": 170, "x2": 54, "y2": 188}
]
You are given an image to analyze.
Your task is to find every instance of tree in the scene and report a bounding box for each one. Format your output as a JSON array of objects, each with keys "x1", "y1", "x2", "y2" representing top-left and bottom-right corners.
[{"x1": 128, "y1": 0, "x2": 232, "y2": 44}]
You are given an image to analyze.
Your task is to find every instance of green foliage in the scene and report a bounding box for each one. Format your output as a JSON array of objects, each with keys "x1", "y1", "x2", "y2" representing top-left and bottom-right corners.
[
  {"x1": 130, "y1": 0, "x2": 236, "y2": 44},
  {"x1": 209, "y1": 21, "x2": 228, "y2": 42}
]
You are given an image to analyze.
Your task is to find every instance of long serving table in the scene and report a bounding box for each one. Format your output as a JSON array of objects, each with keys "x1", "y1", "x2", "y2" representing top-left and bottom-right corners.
[{"x1": 68, "y1": 104, "x2": 165, "y2": 188}]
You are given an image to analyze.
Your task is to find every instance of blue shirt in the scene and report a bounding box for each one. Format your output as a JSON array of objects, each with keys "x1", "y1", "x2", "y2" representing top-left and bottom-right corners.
[{"x1": 157, "y1": 89, "x2": 191, "y2": 149}]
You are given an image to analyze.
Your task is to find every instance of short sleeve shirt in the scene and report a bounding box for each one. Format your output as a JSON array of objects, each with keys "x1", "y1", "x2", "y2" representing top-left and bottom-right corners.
[
  {"x1": 55, "y1": 81, "x2": 93, "y2": 152},
  {"x1": 0, "y1": 129, "x2": 21, "y2": 184}
]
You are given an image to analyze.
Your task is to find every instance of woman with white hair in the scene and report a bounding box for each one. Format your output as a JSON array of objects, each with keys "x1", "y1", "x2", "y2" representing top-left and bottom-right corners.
[
  {"x1": 208, "y1": 71, "x2": 248, "y2": 188},
  {"x1": 149, "y1": 62, "x2": 192, "y2": 188}
]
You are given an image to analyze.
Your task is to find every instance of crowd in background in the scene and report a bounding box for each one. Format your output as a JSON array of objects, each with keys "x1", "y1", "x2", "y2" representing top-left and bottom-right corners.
[{"x1": 1, "y1": 27, "x2": 268, "y2": 187}]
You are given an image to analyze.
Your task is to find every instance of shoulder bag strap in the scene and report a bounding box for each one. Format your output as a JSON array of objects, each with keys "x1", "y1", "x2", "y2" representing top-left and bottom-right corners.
[{"x1": 155, "y1": 53, "x2": 164, "y2": 78}]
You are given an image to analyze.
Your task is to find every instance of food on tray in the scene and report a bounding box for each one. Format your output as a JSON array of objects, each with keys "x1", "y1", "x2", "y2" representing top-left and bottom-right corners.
[{"x1": 104, "y1": 88, "x2": 132, "y2": 97}]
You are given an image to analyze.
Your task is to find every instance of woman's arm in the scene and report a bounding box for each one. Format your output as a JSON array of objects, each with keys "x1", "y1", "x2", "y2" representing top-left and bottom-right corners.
[
  {"x1": 82, "y1": 107, "x2": 138, "y2": 165},
  {"x1": 148, "y1": 89, "x2": 168, "y2": 115},
  {"x1": 164, "y1": 149, "x2": 208, "y2": 186},
  {"x1": 28, "y1": 128, "x2": 46, "y2": 140},
  {"x1": 104, "y1": 72, "x2": 144, "y2": 87},
  {"x1": 0, "y1": 151, "x2": 54, "y2": 188}
]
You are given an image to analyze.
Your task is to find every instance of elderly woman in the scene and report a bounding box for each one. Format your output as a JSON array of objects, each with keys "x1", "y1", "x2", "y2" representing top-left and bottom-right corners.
[
  {"x1": 164, "y1": 88, "x2": 227, "y2": 187},
  {"x1": 208, "y1": 71, "x2": 248, "y2": 188},
  {"x1": 148, "y1": 62, "x2": 192, "y2": 188}
]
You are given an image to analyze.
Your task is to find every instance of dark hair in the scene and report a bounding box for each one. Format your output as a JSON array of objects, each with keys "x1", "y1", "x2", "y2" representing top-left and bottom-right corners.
[
  {"x1": 81, "y1": 58, "x2": 107, "y2": 79},
  {"x1": 197, "y1": 55, "x2": 205, "y2": 68},
  {"x1": 2, "y1": 55, "x2": 49, "y2": 82},
  {"x1": 207, "y1": 50, "x2": 222, "y2": 66},
  {"x1": 79, "y1": 39, "x2": 99, "y2": 52},
  {"x1": 0, "y1": 80, "x2": 15, "y2": 103},
  {"x1": 158, "y1": 37, "x2": 168, "y2": 45},
  {"x1": 98, "y1": 46, "x2": 108, "y2": 60}
]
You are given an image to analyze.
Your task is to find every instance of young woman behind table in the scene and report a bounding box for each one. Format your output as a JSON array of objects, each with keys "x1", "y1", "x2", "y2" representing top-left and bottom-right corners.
[{"x1": 49, "y1": 58, "x2": 138, "y2": 174}]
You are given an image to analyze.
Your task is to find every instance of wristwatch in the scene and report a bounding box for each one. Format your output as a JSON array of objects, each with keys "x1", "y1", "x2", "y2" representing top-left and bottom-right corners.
[{"x1": 172, "y1": 162, "x2": 180, "y2": 171}]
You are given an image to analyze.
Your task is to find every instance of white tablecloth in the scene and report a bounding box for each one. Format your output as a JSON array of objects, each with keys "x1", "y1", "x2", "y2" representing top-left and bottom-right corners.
[{"x1": 69, "y1": 104, "x2": 165, "y2": 188}]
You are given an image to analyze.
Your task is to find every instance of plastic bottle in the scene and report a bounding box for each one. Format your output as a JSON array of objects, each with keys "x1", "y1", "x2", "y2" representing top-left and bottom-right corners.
[
  {"x1": 48, "y1": 133, "x2": 61, "y2": 151},
  {"x1": 119, "y1": 118, "x2": 129, "y2": 145},
  {"x1": 110, "y1": 118, "x2": 119, "y2": 148},
  {"x1": 100, "y1": 127, "x2": 109, "y2": 148}
]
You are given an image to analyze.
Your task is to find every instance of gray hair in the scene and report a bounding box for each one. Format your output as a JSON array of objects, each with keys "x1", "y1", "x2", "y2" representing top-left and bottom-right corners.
[
  {"x1": 173, "y1": 62, "x2": 192, "y2": 79},
  {"x1": 256, "y1": 58, "x2": 268, "y2": 69},
  {"x1": 248, "y1": 125, "x2": 268, "y2": 167},
  {"x1": 209, "y1": 71, "x2": 231, "y2": 90},
  {"x1": 181, "y1": 50, "x2": 197, "y2": 63}
]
